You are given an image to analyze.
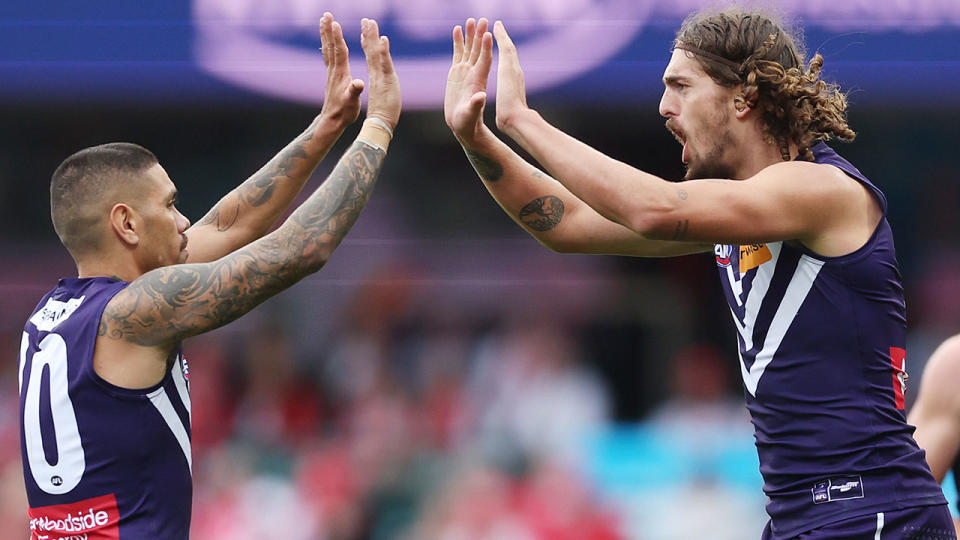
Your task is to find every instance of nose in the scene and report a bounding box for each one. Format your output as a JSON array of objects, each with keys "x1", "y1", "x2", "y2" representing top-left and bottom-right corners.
[
  {"x1": 659, "y1": 88, "x2": 677, "y2": 119},
  {"x1": 177, "y1": 209, "x2": 191, "y2": 232}
]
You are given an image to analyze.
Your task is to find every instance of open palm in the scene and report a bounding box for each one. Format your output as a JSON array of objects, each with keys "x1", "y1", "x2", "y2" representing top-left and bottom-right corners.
[{"x1": 444, "y1": 18, "x2": 493, "y2": 144}]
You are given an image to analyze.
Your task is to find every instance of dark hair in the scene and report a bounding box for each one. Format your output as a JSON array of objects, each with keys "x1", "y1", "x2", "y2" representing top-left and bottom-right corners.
[
  {"x1": 674, "y1": 7, "x2": 855, "y2": 160},
  {"x1": 50, "y1": 142, "x2": 158, "y2": 257}
]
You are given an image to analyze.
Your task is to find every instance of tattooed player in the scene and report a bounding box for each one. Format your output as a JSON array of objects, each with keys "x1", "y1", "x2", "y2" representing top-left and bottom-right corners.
[
  {"x1": 18, "y1": 14, "x2": 399, "y2": 539},
  {"x1": 445, "y1": 10, "x2": 953, "y2": 540}
]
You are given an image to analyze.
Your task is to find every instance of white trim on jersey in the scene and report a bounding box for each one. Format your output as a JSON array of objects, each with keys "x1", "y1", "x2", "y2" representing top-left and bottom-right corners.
[
  {"x1": 147, "y1": 387, "x2": 193, "y2": 474},
  {"x1": 171, "y1": 356, "x2": 192, "y2": 425},
  {"x1": 738, "y1": 253, "x2": 824, "y2": 396},
  {"x1": 875, "y1": 511, "x2": 884, "y2": 539},
  {"x1": 19, "y1": 331, "x2": 28, "y2": 394},
  {"x1": 731, "y1": 242, "x2": 783, "y2": 351}
]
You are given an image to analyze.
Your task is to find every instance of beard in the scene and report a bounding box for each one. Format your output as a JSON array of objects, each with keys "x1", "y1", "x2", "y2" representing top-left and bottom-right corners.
[{"x1": 683, "y1": 128, "x2": 737, "y2": 180}]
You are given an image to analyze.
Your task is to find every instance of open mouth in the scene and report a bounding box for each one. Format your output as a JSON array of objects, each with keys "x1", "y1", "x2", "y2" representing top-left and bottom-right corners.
[{"x1": 665, "y1": 120, "x2": 689, "y2": 165}]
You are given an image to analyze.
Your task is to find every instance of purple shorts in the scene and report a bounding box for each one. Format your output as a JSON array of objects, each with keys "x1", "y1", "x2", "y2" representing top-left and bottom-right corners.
[{"x1": 762, "y1": 504, "x2": 956, "y2": 540}]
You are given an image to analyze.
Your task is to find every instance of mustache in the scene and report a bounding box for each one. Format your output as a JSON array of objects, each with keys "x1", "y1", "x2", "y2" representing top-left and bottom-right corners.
[{"x1": 665, "y1": 119, "x2": 685, "y2": 144}]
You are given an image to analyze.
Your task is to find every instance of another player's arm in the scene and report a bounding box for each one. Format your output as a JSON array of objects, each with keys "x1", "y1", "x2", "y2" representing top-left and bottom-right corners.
[
  {"x1": 460, "y1": 129, "x2": 710, "y2": 256},
  {"x1": 445, "y1": 19, "x2": 708, "y2": 257},
  {"x1": 184, "y1": 13, "x2": 365, "y2": 263},
  {"x1": 908, "y1": 336, "x2": 960, "y2": 482},
  {"x1": 98, "y1": 16, "x2": 398, "y2": 392},
  {"x1": 102, "y1": 134, "x2": 386, "y2": 346}
]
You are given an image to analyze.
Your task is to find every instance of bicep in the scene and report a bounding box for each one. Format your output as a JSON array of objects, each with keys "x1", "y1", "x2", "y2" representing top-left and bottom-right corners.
[
  {"x1": 101, "y1": 235, "x2": 300, "y2": 346},
  {"x1": 639, "y1": 163, "x2": 841, "y2": 246}
]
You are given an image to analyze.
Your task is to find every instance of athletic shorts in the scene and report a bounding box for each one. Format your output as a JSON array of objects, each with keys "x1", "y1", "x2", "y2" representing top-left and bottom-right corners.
[{"x1": 761, "y1": 504, "x2": 956, "y2": 539}]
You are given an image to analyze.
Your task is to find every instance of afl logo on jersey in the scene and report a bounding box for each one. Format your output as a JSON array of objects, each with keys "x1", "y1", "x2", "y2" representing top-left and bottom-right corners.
[{"x1": 715, "y1": 245, "x2": 733, "y2": 267}]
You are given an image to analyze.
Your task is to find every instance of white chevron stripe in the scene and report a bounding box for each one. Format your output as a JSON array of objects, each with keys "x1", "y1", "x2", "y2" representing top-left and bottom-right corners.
[
  {"x1": 741, "y1": 254, "x2": 824, "y2": 396},
  {"x1": 172, "y1": 356, "x2": 191, "y2": 425},
  {"x1": 148, "y1": 387, "x2": 192, "y2": 474},
  {"x1": 730, "y1": 242, "x2": 782, "y2": 352}
]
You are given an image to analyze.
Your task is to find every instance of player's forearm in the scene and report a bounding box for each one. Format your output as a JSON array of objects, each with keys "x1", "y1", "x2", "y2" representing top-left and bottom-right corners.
[
  {"x1": 500, "y1": 108, "x2": 678, "y2": 237},
  {"x1": 195, "y1": 114, "x2": 349, "y2": 241},
  {"x1": 275, "y1": 124, "x2": 388, "y2": 272},
  {"x1": 460, "y1": 128, "x2": 579, "y2": 251}
]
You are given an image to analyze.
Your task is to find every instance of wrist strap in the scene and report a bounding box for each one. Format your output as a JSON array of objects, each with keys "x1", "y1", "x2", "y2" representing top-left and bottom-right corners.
[{"x1": 363, "y1": 116, "x2": 394, "y2": 139}]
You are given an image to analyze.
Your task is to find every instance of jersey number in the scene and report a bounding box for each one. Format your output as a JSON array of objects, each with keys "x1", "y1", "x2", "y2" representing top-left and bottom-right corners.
[{"x1": 19, "y1": 332, "x2": 86, "y2": 495}]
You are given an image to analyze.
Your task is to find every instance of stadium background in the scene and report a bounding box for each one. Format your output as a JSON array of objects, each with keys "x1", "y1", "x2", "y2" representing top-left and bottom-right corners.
[{"x1": 1, "y1": 1, "x2": 958, "y2": 538}]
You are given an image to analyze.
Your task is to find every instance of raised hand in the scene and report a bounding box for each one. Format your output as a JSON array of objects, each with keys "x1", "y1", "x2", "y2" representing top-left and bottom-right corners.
[
  {"x1": 444, "y1": 18, "x2": 494, "y2": 145},
  {"x1": 319, "y1": 12, "x2": 365, "y2": 127},
  {"x1": 360, "y1": 18, "x2": 401, "y2": 131},
  {"x1": 492, "y1": 21, "x2": 530, "y2": 138}
]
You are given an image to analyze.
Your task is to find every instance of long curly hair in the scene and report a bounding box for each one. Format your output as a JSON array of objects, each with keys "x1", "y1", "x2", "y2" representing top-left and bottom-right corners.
[{"x1": 674, "y1": 7, "x2": 855, "y2": 161}]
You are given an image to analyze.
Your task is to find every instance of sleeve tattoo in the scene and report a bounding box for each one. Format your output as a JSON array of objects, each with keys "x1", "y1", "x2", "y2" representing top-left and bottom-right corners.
[
  {"x1": 102, "y1": 141, "x2": 385, "y2": 346},
  {"x1": 519, "y1": 196, "x2": 565, "y2": 231}
]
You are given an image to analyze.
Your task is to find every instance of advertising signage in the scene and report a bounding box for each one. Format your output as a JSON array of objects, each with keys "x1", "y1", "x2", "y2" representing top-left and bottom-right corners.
[{"x1": 2, "y1": 0, "x2": 959, "y2": 107}]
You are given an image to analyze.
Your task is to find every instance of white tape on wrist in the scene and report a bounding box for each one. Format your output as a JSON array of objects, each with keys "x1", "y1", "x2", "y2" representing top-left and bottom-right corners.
[
  {"x1": 363, "y1": 117, "x2": 394, "y2": 138},
  {"x1": 356, "y1": 138, "x2": 387, "y2": 153}
]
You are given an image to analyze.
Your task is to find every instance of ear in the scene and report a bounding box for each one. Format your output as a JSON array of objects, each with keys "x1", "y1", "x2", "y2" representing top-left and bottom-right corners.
[
  {"x1": 734, "y1": 88, "x2": 757, "y2": 119},
  {"x1": 109, "y1": 203, "x2": 140, "y2": 247}
]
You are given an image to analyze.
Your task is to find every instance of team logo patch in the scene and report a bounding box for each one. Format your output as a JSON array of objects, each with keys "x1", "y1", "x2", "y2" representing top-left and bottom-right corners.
[
  {"x1": 29, "y1": 493, "x2": 120, "y2": 539},
  {"x1": 738, "y1": 244, "x2": 772, "y2": 273},
  {"x1": 715, "y1": 245, "x2": 733, "y2": 267},
  {"x1": 180, "y1": 354, "x2": 191, "y2": 382},
  {"x1": 811, "y1": 475, "x2": 864, "y2": 504},
  {"x1": 890, "y1": 347, "x2": 907, "y2": 410}
]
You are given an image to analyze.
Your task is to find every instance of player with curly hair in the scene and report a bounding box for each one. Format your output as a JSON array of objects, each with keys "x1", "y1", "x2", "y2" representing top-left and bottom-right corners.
[{"x1": 444, "y1": 6, "x2": 954, "y2": 539}]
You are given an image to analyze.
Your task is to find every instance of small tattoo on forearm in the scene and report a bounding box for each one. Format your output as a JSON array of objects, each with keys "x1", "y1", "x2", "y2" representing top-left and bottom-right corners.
[
  {"x1": 672, "y1": 219, "x2": 690, "y2": 240},
  {"x1": 197, "y1": 201, "x2": 241, "y2": 232},
  {"x1": 464, "y1": 148, "x2": 504, "y2": 182},
  {"x1": 678, "y1": 189, "x2": 688, "y2": 200},
  {"x1": 532, "y1": 170, "x2": 545, "y2": 179},
  {"x1": 519, "y1": 195, "x2": 565, "y2": 231}
]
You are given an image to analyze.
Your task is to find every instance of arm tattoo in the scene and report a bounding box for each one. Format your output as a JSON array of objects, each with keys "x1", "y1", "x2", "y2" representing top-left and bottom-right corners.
[
  {"x1": 519, "y1": 196, "x2": 565, "y2": 231},
  {"x1": 194, "y1": 132, "x2": 312, "y2": 232},
  {"x1": 464, "y1": 148, "x2": 504, "y2": 182},
  {"x1": 678, "y1": 189, "x2": 688, "y2": 200},
  {"x1": 195, "y1": 201, "x2": 240, "y2": 232},
  {"x1": 671, "y1": 219, "x2": 690, "y2": 240},
  {"x1": 241, "y1": 133, "x2": 310, "y2": 207},
  {"x1": 102, "y1": 141, "x2": 385, "y2": 346}
]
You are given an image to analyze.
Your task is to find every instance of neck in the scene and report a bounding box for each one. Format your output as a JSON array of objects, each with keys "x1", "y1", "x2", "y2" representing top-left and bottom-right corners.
[
  {"x1": 733, "y1": 133, "x2": 799, "y2": 179},
  {"x1": 76, "y1": 258, "x2": 140, "y2": 282}
]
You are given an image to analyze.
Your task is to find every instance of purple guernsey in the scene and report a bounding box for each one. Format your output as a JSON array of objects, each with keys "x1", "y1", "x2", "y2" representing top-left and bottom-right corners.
[
  {"x1": 19, "y1": 277, "x2": 192, "y2": 539},
  {"x1": 715, "y1": 142, "x2": 945, "y2": 537}
]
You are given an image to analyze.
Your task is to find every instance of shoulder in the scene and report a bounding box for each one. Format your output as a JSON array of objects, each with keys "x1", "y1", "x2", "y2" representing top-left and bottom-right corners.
[
  {"x1": 750, "y1": 161, "x2": 858, "y2": 192},
  {"x1": 750, "y1": 161, "x2": 877, "y2": 217}
]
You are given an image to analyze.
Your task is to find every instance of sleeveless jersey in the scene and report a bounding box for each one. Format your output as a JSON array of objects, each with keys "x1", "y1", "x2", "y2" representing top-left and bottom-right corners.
[
  {"x1": 18, "y1": 277, "x2": 192, "y2": 539},
  {"x1": 715, "y1": 142, "x2": 945, "y2": 538}
]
